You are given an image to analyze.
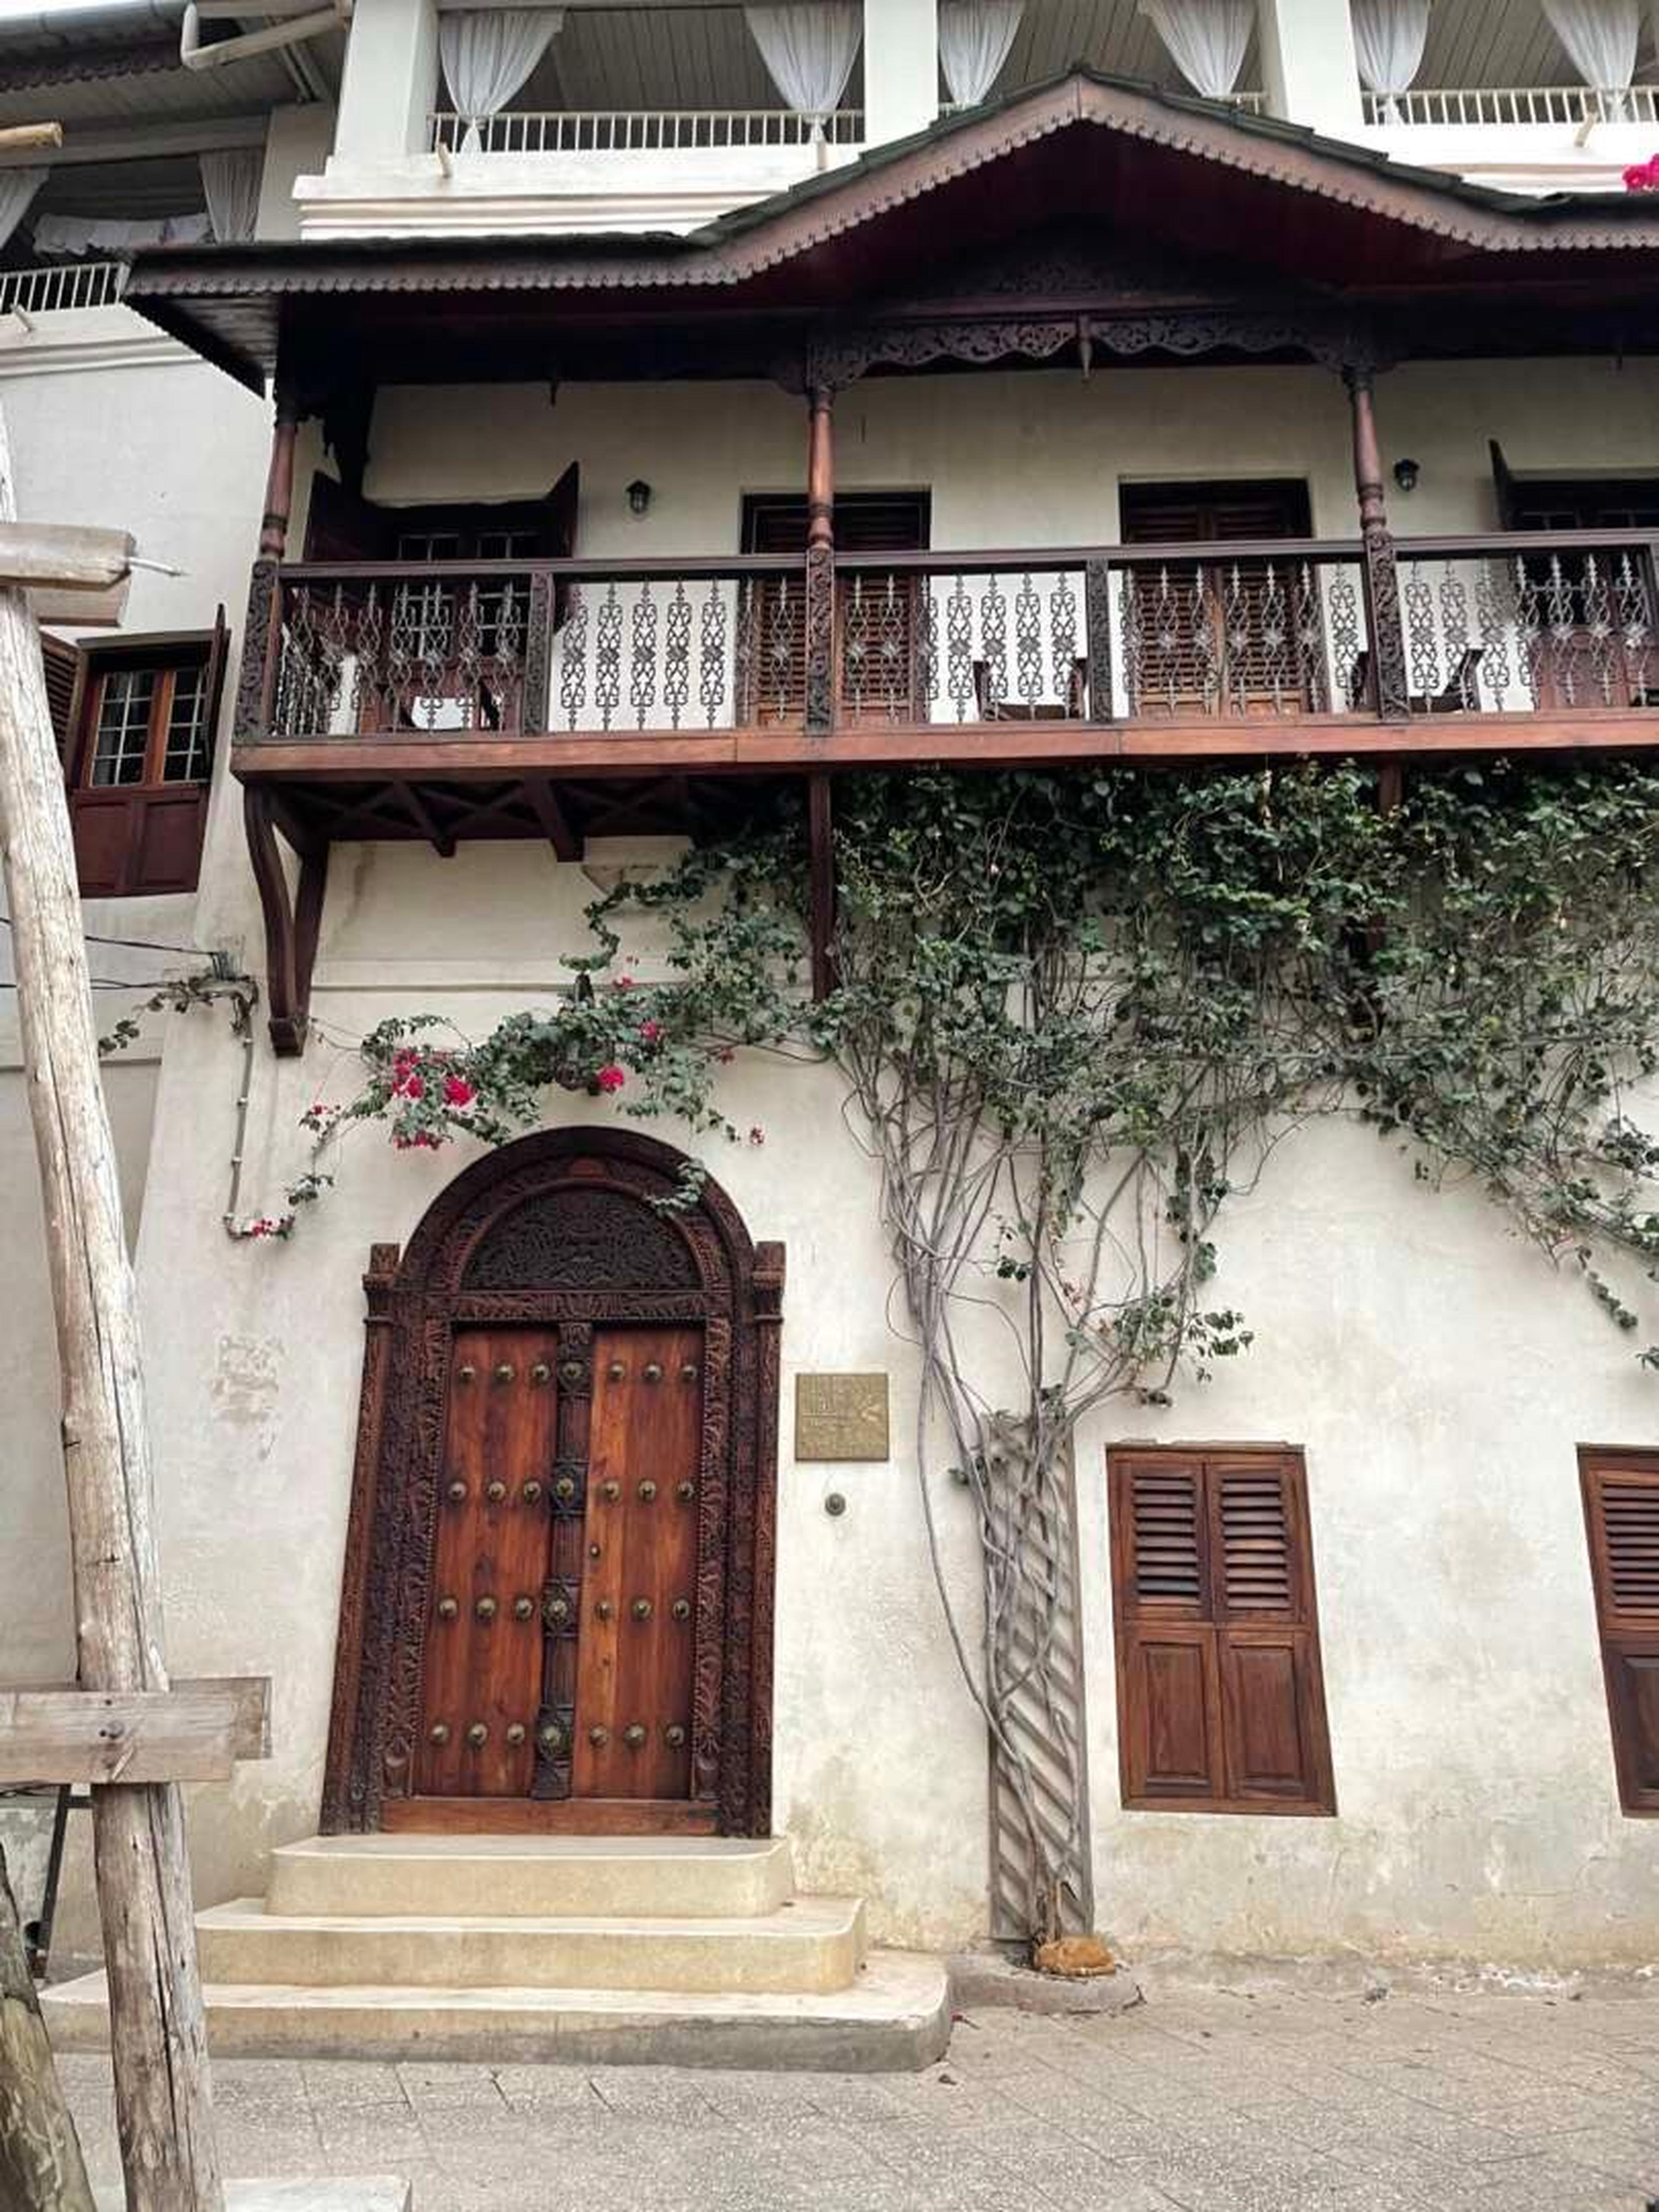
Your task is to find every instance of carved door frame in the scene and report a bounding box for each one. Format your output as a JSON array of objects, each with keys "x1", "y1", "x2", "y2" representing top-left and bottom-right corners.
[{"x1": 320, "y1": 1127, "x2": 784, "y2": 1838}]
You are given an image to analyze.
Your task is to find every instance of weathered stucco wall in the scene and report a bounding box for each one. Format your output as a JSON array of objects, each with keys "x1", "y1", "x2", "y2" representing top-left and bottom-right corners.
[{"x1": 6, "y1": 355, "x2": 1659, "y2": 1968}]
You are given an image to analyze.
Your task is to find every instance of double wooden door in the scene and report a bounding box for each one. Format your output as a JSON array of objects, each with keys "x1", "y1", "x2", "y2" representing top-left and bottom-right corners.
[{"x1": 410, "y1": 1322, "x2": 704, "y2": 1822}]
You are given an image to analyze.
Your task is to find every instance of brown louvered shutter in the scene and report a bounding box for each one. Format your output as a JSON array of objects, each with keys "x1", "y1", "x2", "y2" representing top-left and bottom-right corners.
[
  {"x1": 1114, "y1": 1456, "x2": 1223, "y2": 1802},
  {"x1": 741, "y1": 493, "x2": 928, "y2": 726},
  {"x1": 1110, "y1": 1448, "x2": 1334, "y2": 1814},
  {"x1": 42, "y1": 632, "x2": 86, "y2": 765},
  {"x1": 1581, "y1": 1452, "x2": 1659, "y2": 1815},
  {"x1": 1121, "y1": 480, "x2": 1316, "y2": 719}
]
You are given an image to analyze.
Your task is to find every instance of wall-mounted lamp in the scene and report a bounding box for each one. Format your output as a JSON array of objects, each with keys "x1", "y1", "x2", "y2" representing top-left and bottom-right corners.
[
  {"x1": 626, "y1": 478, "x2": 653, "y2": 519},
  {"x1": 1392, "y1": 457, "x2": 1421, "y2": 495}
]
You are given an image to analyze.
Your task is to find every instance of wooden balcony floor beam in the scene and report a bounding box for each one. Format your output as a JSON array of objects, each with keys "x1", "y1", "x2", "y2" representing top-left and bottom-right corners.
[{"x1": 232, "y1": 709, "x2": 1659, "y2": 790}]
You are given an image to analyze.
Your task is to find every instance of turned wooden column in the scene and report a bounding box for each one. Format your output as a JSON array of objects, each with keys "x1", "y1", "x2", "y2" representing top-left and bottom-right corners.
[
  {"x1": 1344, "y1": 365, "x2": 1408, "y2": 720},
  {"x1": 804, "y1": 383, "x2": 836, "y2": 735},
  {"x1": 257, "y1": 382, "x2": 301, "y2": 559}
]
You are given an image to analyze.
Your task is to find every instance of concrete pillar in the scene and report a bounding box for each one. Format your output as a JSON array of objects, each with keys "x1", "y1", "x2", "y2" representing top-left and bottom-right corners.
[
  {"x1": 863, "y1": 0, "x2": 938, "y2": 149},
  {"x1": 333, "y1": 0, "x2": 439, "y2": 162},
  {"x1": 256, "y1": 103, "x2": 337, "y2": 237},
  {"x1": 1256, "y1": 0, "x2": 1364, "y2": 141}
]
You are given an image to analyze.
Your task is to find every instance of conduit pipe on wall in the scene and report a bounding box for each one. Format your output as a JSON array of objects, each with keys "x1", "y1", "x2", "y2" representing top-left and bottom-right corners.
[{"x1": 180, "y1": 0, "x2": 351, "y2": 73}]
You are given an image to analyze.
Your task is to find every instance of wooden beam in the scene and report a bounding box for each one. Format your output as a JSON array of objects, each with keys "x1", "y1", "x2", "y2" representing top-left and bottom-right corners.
[
  {"x1": 0, "y1": 1849, "x2": 95, "y2": 2211},
  {"x1": 230, "y1": 707, "x2": 1659, "y2": 789},
  {"x1": 396, "y1": 780, "x2": 457, "y2": 857},
  {"x1": 1345, "y1": 366, "x2": 1409, "y2": 721},
  {"x1": 244, "y1": 785, "x2": 326, "y2": 1055},
  {"x1": 0, "y1": 397, "x2": 226, "y2": 2206},
  {"x1": 0, "y1": 525, "x2": 135, "y2": 594},
  {"x1": 0, "y1": 1678, "x2": 272, "y2": 1787},
  {"x1": 524, "y1": 778, "x2": 580, "y2": 860}
]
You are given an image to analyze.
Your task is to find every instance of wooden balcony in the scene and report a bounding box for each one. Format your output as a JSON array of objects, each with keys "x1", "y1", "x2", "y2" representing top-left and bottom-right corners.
[{"x1": 232, "y1": 529, "x2": 1659, "y2": 1052}]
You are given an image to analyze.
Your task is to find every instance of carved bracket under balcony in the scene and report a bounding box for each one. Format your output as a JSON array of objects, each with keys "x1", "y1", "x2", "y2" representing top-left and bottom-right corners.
[{"x1": 244, "y1": 787, "x2": 327, "y2": 1057}]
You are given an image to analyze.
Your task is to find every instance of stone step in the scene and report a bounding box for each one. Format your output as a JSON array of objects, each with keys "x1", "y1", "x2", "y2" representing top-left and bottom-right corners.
[
  {"x1": 43, "y1": 1952, "x2": 951, "y2": 2072},
  {"x1": 194, "y1": 1895, "x2": 866, "y2": 1997},
  {"x1": 266, "y1": 1834, "x2": 797, "y2": 1922}
]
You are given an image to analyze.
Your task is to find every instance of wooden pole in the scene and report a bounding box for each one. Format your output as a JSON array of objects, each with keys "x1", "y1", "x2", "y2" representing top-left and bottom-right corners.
[
  {"x1": 1344, "y1": 365, "x2": 1409, "y2": 720},
  {"x1": 0, "y1": 408, "x2": 225, "y2": 2207},
  {"x1": 258, "y1": 383, "x2": 300, "y2": 559},
  {"x1": 0, "y1": 1847, "x2": 95, "y2": 2212},
  {"x1": 804, "y1": 383, "x2": 836, "y2": 736}
]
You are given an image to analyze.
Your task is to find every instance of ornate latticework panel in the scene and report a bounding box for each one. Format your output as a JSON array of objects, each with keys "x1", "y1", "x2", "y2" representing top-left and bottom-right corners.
[{"x1": 464, "y1": 1187, "x2": 699, "y2": 1292}]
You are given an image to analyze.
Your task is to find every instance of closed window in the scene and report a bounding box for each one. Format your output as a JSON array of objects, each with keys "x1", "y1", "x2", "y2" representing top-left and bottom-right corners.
[
  {"x1": 1108, "y1": 1446, "x2": 1335, "y2": 1815},
  {"x1": 46, "y1": 618, "x2": 227, "y2": 898},
  {"x1": 1580, "y1": 1449, "x2": 1659, "y2": 1815}
]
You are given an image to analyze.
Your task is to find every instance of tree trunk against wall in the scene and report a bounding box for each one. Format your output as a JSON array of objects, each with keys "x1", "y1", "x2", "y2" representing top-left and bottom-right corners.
[
  {"x1": 0, "y1": 1846, "x2": 95, "y2": 2212},
  {"x1": 0, "y1": 402, "x2": 225, "y2": 2209}
]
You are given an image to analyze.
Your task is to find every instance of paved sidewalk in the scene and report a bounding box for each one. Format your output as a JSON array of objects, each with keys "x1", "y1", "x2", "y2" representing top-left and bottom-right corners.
[{"x1": 59, "y1": 1983, "x2": 1659, "y2": 2211}]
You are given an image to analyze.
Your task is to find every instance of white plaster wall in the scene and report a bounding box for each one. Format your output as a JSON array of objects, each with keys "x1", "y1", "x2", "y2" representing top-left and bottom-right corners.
[{"x1": 11, "y1": 354, "x2": 1659, "y2": 1966}]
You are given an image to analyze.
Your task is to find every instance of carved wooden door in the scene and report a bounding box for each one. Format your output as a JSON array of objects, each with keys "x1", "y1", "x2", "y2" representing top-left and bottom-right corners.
[{"x1": 411, "y1": 1322, "x2": 704, "y2": 1818}]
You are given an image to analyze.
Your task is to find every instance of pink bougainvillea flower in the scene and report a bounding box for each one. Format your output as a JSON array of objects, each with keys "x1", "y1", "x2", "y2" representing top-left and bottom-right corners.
[
  {"x1": 1625, "y1": 156, "x2": 1659, "y2": 190},
  {"x1": 615, "y1": 973, "x2": 635, "y2": 989},
  {"x1": 443, "y1": 1073, "x2": 476, "y2": 1107},
  {"x1": 748, "y1": 1126, "x2": 766, "y2": 1147},
  {"x1": 595, "y1": 1064, "x2": 627, "y2": 1093},
  {"x1": 638, "y1": 1020, "x2": 662, "y2": 1044}
]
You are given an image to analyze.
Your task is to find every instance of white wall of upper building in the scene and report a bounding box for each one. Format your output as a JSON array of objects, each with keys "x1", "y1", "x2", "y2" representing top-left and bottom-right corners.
[{"x1": 289, "y1": 0, "x2": 1659, "y2": 244}]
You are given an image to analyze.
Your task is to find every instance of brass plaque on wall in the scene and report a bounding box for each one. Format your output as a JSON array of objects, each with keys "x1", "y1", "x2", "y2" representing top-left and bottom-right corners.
[{"x1": 795, "y1": 1373, "x2": 890, "y2": 1462}]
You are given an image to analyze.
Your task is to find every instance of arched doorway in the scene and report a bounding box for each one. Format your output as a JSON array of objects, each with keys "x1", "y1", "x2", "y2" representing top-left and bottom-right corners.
[{"x1": 321, "y1": 1129, "x2": 784, "y2": 1838}]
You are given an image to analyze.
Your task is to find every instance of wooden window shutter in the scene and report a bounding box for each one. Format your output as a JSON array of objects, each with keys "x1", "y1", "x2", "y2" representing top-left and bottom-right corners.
[
  {"x1": 740, "y1": 493, "x2": 929, "y2": 727},
  {"x1": 1110, "y1": 1448, "x2": 1334, "y2": 1815},
  {"x1": 1580, "y1": 1451, "x2": 1659, "y2": 1815},
  {"x1": 42, "y1": 632, "x2": 86, "y2": 764}
]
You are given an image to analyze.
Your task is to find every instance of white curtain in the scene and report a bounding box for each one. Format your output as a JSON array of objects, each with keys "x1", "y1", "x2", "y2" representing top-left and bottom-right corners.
[
  {"x1": 200, "y1": 147, "x2": 262, "y2": 243},
  {"x1": 939, "y1": 0, "x2": 1023, "y2": 107},
  {"x1": 0, "y1": 169, "x2": 46, "y2": 254},
  {"x1": 440, "y1": 7, "x2": 564, "y2": 147},
  {"x1": 33, "y1": 211, "x2": 212, "y2": 254},
  {"x1": 1351, "y1": 0, "x2": 1430, "y2": 115},
  {"x1": 1138, "y1": 0, "x2": 1253, "y2": 99},
  {"x1": 744, "y1": 5, "x2": 861, "y2": 120},
  {"x1": 1542, "y1": 0, "x2": 1640, "y2": 111}
]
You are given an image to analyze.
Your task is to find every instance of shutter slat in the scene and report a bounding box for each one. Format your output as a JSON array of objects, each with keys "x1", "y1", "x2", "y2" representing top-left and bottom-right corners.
[
  {"x1": 1580, "y1": 1453, "x2": 1659, "y2": 1815},
  {"x1": 1128, "y1": 1465, "x2": 1203, "y2": 1610},
  {"x1": 1595, "y1": 1475, "x2": 1659, "y2": 1622}
]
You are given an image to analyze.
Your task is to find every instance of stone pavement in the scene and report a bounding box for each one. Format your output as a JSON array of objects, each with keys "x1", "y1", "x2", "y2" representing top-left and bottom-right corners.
[{"x1": 58, "y1": 1983, "x2": 1659, "y2": 2211}]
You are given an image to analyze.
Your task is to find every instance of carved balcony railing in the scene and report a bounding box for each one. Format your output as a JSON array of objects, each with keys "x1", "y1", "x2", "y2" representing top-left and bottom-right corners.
[
  {"x1": 428, "y1": 108, "x2": 864, "y2": 155},
  {"x1": 234, "y1": 534, "x2": 1659, "y2": 757}
]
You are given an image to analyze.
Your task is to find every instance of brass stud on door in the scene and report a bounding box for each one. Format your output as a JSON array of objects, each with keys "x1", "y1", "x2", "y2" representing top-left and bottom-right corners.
[
  {"x1": 676, "y1": 1480, "x2": 696, "y2": 1503},
  {"x1": 447, "y1": 1480, "x2": 467, "y2": 1504},
  {"x1": 601, "y1": 1480, "x2": 620, "y2": 1503},
  {"x1": 607, "y1": 1360, "x2": 626, "y2": 1382},
  {"x1": 642, "y1": 1362, "x2": 663, "y2": 1383},
  {"x1": 554, "y1": 1477, "x2": 577, "y2": 1504},
  {"x1": 513, "y1": 1596, "x2": 535, "y2": 1622},
  {"x1": 588, "y1": 1725, "x2": 609, "y2": 1748},
  {"x1": 665, "y1": 1724, "x2": 686, "y2": 1749},
  {"x1": 560, "y1": 1359, "x2": 585, "y2": 1385},
  {"x1": 522, "y1": 1480, "x2": 543, "y2": 1504},
  {"x1": 623, "y1": 1724, "x2": 647, "y2": 1749},
  {"x1": 530, "y1": 1362, "x2": 551, "y2": 1386},
  {"x1": 631, "y1": 1598, "x2": 653, "y2": 1622},
  {"x1": 429, "y1": 1722, "x2": 450, "y2": 1746},
  {"x1": 436, "y1": 1596, "x2": 459, "y2": 1622},
  {"x1": 546, "y1": 1595, "x2": 571, "y2": 1624},
  {"x1": 671, "y1": 1597, "x2": 691, "y2": 1622},
  {"x1": 457, "y1": 1364, "x2": 476, "y2": 1385},
  {"x1": 466, "y1": 1722, "x2": 489, "y2": 1749},
  {"x1": 475, "y1": 1595, "x2": 498, "y2": 1622},
  {"x1": 494, "y1": 1362, "x2": 516, "y2": 1384},
  {"x1": 595, "y1": 1600, "x2": 614, "y2": 1621},
  {"x1": 486, "y1": 1480, "x2": 507, "y2": 1504},
  {"x1": 681, "y1": 1363, "x2": 699, "y2": 1382},
  {"x1": 505, "y1": 1723, "x2": 527, "y2": 1747},
  {"x1": 637, "y1": 1480, "x2": 657, "y2": 1503},
  {"x1": 537, "y1": 1721, "x2": 566, "y2": 1752}
]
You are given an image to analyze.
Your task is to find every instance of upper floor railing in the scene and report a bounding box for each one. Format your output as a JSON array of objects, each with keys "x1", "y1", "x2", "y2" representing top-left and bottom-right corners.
[
  {"x1": 0, "y1": 260, "x2": 129, "y2": 318},
  {"x1": 235, "y1": 530, "x2": 1659, "y2": 754},
  {"x1": 428, "y1": 108, "x2": 864, "y2": 156},
  {"x1": 1363, "y1": 84, "x2": 1659, "y2": 127}
]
